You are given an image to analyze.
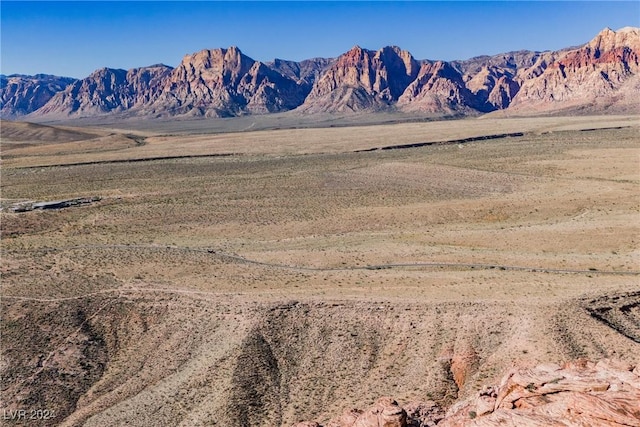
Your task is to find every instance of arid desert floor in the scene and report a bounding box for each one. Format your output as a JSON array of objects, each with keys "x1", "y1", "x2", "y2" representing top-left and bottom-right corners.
[{"x1": 1, "y1": 115, "x2": 639, "y2": 426}]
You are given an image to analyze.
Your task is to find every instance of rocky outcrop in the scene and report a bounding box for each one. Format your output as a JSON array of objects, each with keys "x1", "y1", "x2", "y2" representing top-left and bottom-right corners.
[
  {"x1": 452, "y1": 50, "x2": 546, "y2": 77},
  {"x1": 510, "y1": 27, "x2": 640, "y2": 112},
  {"x1": 148, "y1": 46, "x2": 309, "y2": 117},
  {"x1": 397, "y1": 61, "x2": 483, "y2": 113},
  {"x1": 300, "y1": 45, "x2": 420, "y2": 112},
  {"x1": 9, "y1": 196, "x2": 101, "y2": 213},
  {"x1": 267, "y1": 57, "x2": 334, "y2": 88},
  {"x1": 124, "y1": 65, "x2": 175, "y2": 107},
  {"x1": 33, "y1": 64, "x2": 173, "y2": 117},
  {"x1": 462, "y1": 67, "x2": 519, "y2": 110},
  {"x1": 450, "y1": 51, "x2": 562, "y2": 112},
  {"x1": 450, "y1": 51, "x2": 544, "y2": 111},
  {"x1": 440, "y1": 358, "x2": 640, "y2": 426},
  {"x1": 293, "y1": 359, "x2": 640, "y2": 427},
  {"x1": 0, "y1": 74, "x2": 76, "y2": 117},
  {"x1": 329, "y1": 397, "x2": 407, "y2": 427}
]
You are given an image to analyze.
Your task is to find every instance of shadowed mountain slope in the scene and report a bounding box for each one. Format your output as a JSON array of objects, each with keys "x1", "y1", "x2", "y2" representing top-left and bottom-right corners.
[{"x1": 0, "y1": 74, "x2": 77, "y2": 117}]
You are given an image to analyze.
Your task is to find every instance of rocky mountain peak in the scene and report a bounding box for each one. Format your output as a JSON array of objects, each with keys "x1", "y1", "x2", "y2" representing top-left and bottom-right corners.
[
  {"x1": 0, "y1": 74, "x2": 76, "y2": 117},
  {"x1": 397, "y1": 60, "x2": 484, "y2": 113},
  {"x1": 339, "y1": 45, "x2": 374, "y2": 65},
  {"x1": 509, "y1": 25, "x2": 639, "y2": 112},
  {"x1": 86, "y1": 67, "x2": 128, "y2": 85},
  {"x1": 177, "y1": 46, "x2": 254, "y2": 79},
  {"x1": 10, "y1": 26, "x2": 639, "y2": 119},
  {"x1": 589, "y1": 26, "x2": 640, "y2": 53},
  {"x1": 300, "y1": 44, "x2": 422, "y2": 112},
  {"x1": 149, "y1": 46, "x2": 308, "y2": 117},
  {"x1": 31, "y1": 64, "x2": 173, "y2": 117},
  {"x1": 375, "y1": 46, "x2": 419, "y2": 74}
]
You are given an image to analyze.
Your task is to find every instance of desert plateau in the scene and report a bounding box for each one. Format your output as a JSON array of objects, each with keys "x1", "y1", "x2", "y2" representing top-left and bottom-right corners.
[
  {"x1": 1, "y1": 17, "x2": 640, "y2": 427},
  {"x1": 2, "y1": 112, "x2": 640, "y2": 426}
]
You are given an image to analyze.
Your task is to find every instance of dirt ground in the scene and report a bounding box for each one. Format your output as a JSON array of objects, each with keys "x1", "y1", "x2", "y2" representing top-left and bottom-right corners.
[{"x1": 1, "y1": 115, "x2": 639, "y2": 426}]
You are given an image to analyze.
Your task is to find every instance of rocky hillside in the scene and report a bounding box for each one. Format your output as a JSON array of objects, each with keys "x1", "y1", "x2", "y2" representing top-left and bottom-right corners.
[
  {"x1": 509, "y1": 27, "x2": 640, "y2": 113},
  {"x1": 266, "y1": 57, "x2": 335, "y2": 91},
  {"x1": 298, "y1": 45, "x2": 420, "y2": 113},
  {"x1": 147, "y1": 47, "x2": 311, "y2": 117},
  {"x1": 0, "y1": 74, "x2": 76, "y2": 117},
  {"x1": 294, "y1": 359, "x2": 640, "y2": 427},
  {"x1": 3, "y1": 27, "x2": 637, "y2": 119},
  {"x1": 33, "y1": 64, "x2": 174, "y2": 118},
  {"x1": 397, "y1": 60, "x2": 484, "y2": 113},
  {"x1": 450, "y1": 51, "x2": 546, "y2": 111},
  {"x1": 4, "y1": 292, "x2": 639, "y2": 427}
]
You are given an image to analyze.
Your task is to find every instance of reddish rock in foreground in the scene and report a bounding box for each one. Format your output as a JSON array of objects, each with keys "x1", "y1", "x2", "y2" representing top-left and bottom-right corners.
[
  {"x1": 293, "y1": 359, "x2": 640, "y2": 427},
  {"x1": 440, "y1": 359, "x2": 640, "y2": 427}
]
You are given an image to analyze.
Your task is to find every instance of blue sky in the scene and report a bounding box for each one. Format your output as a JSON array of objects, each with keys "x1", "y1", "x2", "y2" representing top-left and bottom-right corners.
[{"x1": 1, "y1": 1, "x2": 638, "y2": 78}]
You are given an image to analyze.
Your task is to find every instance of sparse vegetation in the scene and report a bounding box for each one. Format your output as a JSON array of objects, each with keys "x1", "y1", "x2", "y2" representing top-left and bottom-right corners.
[{"x1": 1, "y1": 116, "x2": 639, "y2": 426}]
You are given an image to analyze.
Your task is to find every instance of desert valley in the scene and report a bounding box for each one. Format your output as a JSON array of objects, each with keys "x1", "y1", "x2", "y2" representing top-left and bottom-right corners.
[{"x1": 1, "y1": 25, "x2": 640, "y2": 427}]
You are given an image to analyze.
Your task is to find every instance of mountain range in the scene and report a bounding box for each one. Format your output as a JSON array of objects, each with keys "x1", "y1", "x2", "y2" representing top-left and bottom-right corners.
[{"x1": 1, "y1": 27, "x2": 638, "y2": 120}]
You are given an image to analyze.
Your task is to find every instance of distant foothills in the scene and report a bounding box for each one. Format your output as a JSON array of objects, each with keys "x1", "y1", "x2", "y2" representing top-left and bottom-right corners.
[{"x1": 1, "y1": 27, "x2": 638, "y2": 120}]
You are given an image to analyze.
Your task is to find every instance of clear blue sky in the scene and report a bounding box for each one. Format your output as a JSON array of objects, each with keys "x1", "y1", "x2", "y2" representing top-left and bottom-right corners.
[{"x1": 1, "y1": 1, "x2": 638, "y2": 78}]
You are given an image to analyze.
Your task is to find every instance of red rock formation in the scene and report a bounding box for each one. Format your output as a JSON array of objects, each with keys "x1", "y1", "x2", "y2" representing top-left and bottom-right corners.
[
  {"x1": 22, "y1": 26, "x2": 640, "y2": 118},
  {"x1": 152, "y1": 46, "x2": 308, "y2": 117},
  {"x1": 293, "y1": 359, "x2": 640, "y2": 427},
  {"x1": 439, "y1": 359, "x2": 640, "y2": 426},
  {"x1": 510, "y1": 27, "x2": 640, "y2": 112},
  {"x1": 450, "y1": 345, "x2": 479, "y2": 391},
  {"x1": 31, "y1": 47, "x2": 308, "y2": 118},
  {"x1": 397, "y1": 61, "x2": 481, "y2": 113},
  {"x1": 300, "y1": 45, "x2": 419, "y2": 112},
  {"x1": 292, "y1": 397, "x2": 416, "y2": 427}
]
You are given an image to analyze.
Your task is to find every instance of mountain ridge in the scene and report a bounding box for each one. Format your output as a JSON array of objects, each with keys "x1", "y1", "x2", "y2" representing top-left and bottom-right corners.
[{"x1": 1, "y1": 26, "x2": 637, "y2": 119}]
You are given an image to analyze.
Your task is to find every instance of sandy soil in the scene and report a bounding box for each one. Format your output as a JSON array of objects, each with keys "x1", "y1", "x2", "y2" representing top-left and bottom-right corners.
[{"x1": 1, "y1": 116, "x2": 639, "y2": 426}]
